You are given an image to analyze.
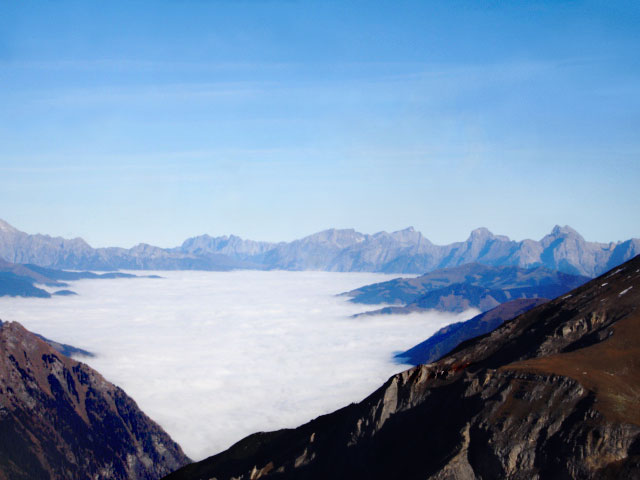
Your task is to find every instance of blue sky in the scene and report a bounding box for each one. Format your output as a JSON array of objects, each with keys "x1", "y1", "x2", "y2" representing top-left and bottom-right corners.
[{"x1": 1, "y1": 0, "x2": 639, "y2": 247}]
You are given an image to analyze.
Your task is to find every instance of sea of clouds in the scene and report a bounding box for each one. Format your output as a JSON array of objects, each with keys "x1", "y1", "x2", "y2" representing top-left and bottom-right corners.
[{"x1": 0, "y1": 271, "x2": 477, "y2": 460}]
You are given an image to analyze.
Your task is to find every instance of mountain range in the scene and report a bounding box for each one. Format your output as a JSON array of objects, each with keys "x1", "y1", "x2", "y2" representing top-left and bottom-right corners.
[
  {"x1": 1, "y1": 219, "x2": 638, "y2": 276},
  {"x1": 344, "y1": 263, "x2": 588, "y2": 315},
  {"x1": 164, "y1": 254, "x2": 640, "y2": 479}
]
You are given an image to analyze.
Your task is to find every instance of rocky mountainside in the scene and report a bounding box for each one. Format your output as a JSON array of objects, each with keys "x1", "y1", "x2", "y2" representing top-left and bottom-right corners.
[
  {"x1": 164, "y1": 255, "x2": 640, "y2": 480},
  {"x1": 1, "y1": 219, "x2": 638, "y2": 275},
  {"x1": 0, "y1": 320, "x2": 189, "y2": 479},
  {"x1": 177, "y1": 234, "x2": 277, "y2": 261},
  {"x1": 0, "y1": 320, "x2": 93, "y2": 358},
  {"x1": 347, "y1": 263, "x2": 587, "y2": 315},
  {"x1": 396, "y1": 298, "x2": 548, "y2": 365},
  {"x1": 249, "y1": 228, "x2": 435, "y2": 272}
]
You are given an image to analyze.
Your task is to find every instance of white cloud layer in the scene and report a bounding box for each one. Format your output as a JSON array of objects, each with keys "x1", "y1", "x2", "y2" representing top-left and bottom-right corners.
[{"x1": 0, "y1": 271, "x2": 477, "y2": 460}]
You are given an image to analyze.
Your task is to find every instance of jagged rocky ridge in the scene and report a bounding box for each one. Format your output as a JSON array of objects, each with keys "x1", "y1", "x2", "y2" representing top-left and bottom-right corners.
[
  {"x1": 0, "y1": 220, "x2": 250, "y2": 272},
  {"x1": 1, "y1": 218, "x2": 638, "y2": 276},
  {"x1": 164, "y1": 255, "x2": 640, "y2": 480},
  {"x1": 345, "y1": 263, "x2": 587, "y2": 315},
  {"x1": 0, "y1": 320, "x2": 189, "y2": 479}
]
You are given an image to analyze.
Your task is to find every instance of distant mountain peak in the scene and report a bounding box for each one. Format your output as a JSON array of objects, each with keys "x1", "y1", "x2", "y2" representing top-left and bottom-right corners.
[
  {"x1": 550, "y1": 224, "x2": 581, "y2": 238},
  {"x1": 0, "y1": 218, "x2": 19, "y2": 233},
  {"x1": 468, "y1": 227, "x2": 494, "y2": 240},
  {"x1": 467, "y1": 227, "x2": 510, "y2": 244},
  {"x1": 311, "y1": 228, "x2": 356, "y2": 236},
  {"x1": 305, "y1": 228, "x2": 362, "y2": 243}
]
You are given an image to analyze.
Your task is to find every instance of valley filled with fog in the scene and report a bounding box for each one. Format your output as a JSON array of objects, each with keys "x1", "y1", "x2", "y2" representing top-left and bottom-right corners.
[{"x1": 0, "y1": 271, "x2": 477, "y2": 460}]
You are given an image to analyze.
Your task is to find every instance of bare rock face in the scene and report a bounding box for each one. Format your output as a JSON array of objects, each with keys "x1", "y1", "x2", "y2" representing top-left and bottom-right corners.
[
  {"x1": 164, "y1": 255, "x2": 640, "y2": 480},
  {"x1": 0, "y1": 321, "x2": 190, "y2": 479}
]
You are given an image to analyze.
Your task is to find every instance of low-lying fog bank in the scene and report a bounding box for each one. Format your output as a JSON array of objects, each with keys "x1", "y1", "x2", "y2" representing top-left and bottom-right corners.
[{"x1": 0, "y1": 270, "x2": 476, "y2": 460}]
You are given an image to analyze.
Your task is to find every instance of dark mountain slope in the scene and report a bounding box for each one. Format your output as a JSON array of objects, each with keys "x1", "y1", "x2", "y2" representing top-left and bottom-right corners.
[
  {"x1": 23, "y1": 263, "x2": 143, "y2": 281},
  {"x1": 0, "y1": 258, "x2": 64, "y2": 286},
  {"x1": 353, "y1": 283, "x2": 513, "y2": 316},
  {"x1": 348, "y1": 263, "x2": 587, "y2": 316},
  {"x1": 0, "y1": 272, "x2": 51, "y2": 298},
  {"x1": 33, "y1": 333, "x2": 95, "y2": 358},
  {"x1": 0, "y1": 258, "x2": 63, "y2": 297},
  {"x1": 396, "y1": 298, "x2": 548, "y2": 366},
  {"x1": 345, "y1": 263, "x2": 588, "y2": 305},
  {"x1": 0, "y1": 258, "x2": 157, "y2": 298},
  {"x1": 164, "y1": 255, "x2": 640, "y2": 480},
  {"x1": 0, "y1": 320, "x2": 189, "y2": 479}
]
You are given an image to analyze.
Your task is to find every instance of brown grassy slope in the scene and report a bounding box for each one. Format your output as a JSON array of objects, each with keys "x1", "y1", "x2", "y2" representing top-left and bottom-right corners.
[{"x1": 505, "y1": 309, "x2": 640, "y2": 426}]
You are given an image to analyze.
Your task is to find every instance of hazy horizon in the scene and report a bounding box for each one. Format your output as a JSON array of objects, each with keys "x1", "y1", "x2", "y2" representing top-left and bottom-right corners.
[{"x1": 2, "y1": 1, "x2": 640, "y2": 247}]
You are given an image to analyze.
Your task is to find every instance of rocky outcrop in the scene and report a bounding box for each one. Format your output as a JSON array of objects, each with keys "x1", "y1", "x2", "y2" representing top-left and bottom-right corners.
[
  {"x1": 0, "y1": 320, "x2": 189, "y2": 479},
  {"x1": 164, "y1": 255, "x2": 640, "y2": 480},
  {"x1": 178, "y1": 234, "x2": 277, "y2": 260},
  {"x1": 1, "y1": 219, "x2": 638, "y2": 275}
]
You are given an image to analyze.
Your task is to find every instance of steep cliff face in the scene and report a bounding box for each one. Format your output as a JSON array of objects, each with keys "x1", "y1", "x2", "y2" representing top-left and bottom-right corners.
[
  {"x1": 164, "y1": 256, "x2": 640, "y2": 480},
  {"x1": 0, "y1": 321, "x2": 189, "y2": 480}
]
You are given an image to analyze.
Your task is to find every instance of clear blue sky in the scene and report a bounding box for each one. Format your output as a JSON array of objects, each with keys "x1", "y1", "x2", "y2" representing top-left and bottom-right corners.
[{"x1": 1, "y1": 0, "x2": 639, "y2": 247}]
